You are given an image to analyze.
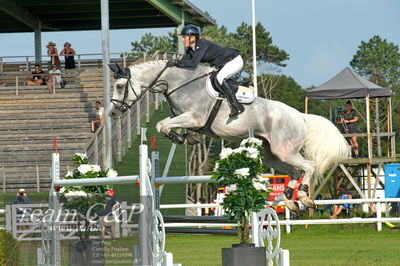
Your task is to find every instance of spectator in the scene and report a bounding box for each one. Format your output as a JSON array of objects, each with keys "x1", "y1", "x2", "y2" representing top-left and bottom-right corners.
[
  {"x1": 337, "y1": 100, "x2": 359, "y2": 158},
  {"x1": 91, "y1": 101, "x2": 104, "y2": 133},
  {"x1": 60, "y1": 42, "x2": 76, "y2": 71},
  {"x1": 47, "y1": 64, "x2": 63, "y2": 93},
  {"x1": 314, "y1": 194, "x2": 332, "y2": 216},
  {"x1": 26, "y1": 64, "x2": 46, "y2": 86},
  {"x1": 46, "y1": 41, "x2": 61, "y2": 70},
  {"x1": 329, "y1": 184, "x2": 353, "y2": 219},
  {"x1": 13, "y1": 189, "x2": 30, "y2": 230},
  {"x1": 100, "y1": 189, "x2": 117, "y2": 240}
]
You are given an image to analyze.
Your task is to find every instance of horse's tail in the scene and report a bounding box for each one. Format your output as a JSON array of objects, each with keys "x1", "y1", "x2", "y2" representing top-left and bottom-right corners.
[{"x1": 302, "y1": 114, "x2": 350, "y2": 181}]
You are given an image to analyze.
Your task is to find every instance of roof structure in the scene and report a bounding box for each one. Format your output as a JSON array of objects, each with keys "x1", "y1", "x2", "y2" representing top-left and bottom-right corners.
[
  {"x1": 306, "y1": 67, "x2": 392, "y2": 99},
  {"x1": 0, "y1": 0, "x2": 215, "y2": 33}
]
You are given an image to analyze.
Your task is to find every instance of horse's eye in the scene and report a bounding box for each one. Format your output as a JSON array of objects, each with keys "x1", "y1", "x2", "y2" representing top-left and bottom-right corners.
[{"x1": 117, "y1": 84, "x2": 124, "y2": 90}]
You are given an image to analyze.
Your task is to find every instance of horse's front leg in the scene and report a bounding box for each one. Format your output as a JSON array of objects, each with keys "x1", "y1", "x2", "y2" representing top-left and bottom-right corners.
[{"x1": 156, "y1": 112, "x2": 203, "y2": 144}]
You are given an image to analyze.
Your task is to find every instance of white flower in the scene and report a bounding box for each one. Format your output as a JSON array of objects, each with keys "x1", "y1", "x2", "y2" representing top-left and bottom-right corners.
[
  {"x1": 257, "y1": 174, "x2": 268, "y2": 184},
  {"x1": 235, "y1": 168, "x2": 250, "y2": 178},
  {"x1": 245, "y1": 147, "x2": 259, "y2": 158},
  {"x1": 220, "y1": 148, "x2": 233, "y2": 159},
  {"x1": 233, "y1": 147, "x2": 246, "y2": 154},
  {"x1": 65, "y1": 171, "x2": 73, "y2": 178},
  {"x1": 226, "y1": 184, "x2": 237, "y2": 193},
  {"x1": 64, "y1": 190, "x2": 88, "y2": 199},
  {"x1": 240, "y1": 137, "x2": 263, "y2": 147},
  {"x1": 213, "y1": 162, "x2": 220, "y2": 172},
  {"x1": 107, "y1": 169, "x2": 118, "y2": 178},
  {"x1": 77, "y1": 164, "x2": 92, "y2": 175},
  {"x1": 74, "y1": 153, "x2": 87, "y2": 159},
  {"x1": 252, "y1": 179, "x2": 268, "y2": 191},
  {"x1": 90, "y1": 165, "x2": 101, "y2": 173},
  {"x1": 59, "y1": 187, "x2": 65, "y2": 193}
]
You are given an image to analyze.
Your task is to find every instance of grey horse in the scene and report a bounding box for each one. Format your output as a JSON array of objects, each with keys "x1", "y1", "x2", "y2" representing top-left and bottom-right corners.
[{"x1": 109, "y1": 60, "x2": 350, "y2": 212}]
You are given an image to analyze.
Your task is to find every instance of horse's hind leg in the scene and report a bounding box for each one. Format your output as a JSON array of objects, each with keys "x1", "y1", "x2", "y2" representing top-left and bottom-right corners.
[{"x1": 278, "y1": 153, "x2": 316, "y2": 208}]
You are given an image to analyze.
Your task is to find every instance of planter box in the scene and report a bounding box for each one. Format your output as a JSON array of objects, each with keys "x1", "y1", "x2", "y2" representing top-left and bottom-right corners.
[{"x1": 222, "y1": 244, "x2": 266, "y2": 266}]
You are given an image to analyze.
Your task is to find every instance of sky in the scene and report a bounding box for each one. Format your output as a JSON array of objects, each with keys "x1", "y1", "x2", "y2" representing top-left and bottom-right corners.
[{"x1": 0, "y1": 0, "x2": 398, "y2": 88}]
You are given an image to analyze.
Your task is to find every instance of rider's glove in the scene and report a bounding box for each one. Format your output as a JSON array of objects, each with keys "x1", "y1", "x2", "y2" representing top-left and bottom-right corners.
[{"x1": 166, "y1": 59, "x2": 178, "y2": 67}]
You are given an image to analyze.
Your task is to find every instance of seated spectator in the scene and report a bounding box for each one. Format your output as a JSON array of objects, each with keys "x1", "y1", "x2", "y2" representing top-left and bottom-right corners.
[
  {"x1": 47, "y1": 64, "x2": 63, "y2": 93},
  {"x1": 91, "y1": 101, "x2": 104, "y2": 132},
  {"x1": 60, "y1": 42, "x2": 76, "y2": 71},
  {"x1": 329, "y1": 184, "x2": 353, "y2": 219},
  {"x1": 13, "y1": 189, "x2": 30, "y2": 230},
  {"x1": 314, "y1": 194, "x2": 332, "y2": 216},
  {"x1": 26, "y1": 64, "x2": 46, "y2": 86}
]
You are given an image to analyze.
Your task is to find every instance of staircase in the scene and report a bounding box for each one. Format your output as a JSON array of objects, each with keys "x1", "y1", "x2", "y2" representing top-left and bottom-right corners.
[{"x1": 0, "y1": 71, "x2": 105, "y2": 193}]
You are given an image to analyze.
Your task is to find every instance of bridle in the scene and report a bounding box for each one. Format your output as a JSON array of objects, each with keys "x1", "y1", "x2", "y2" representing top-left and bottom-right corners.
[
  {"x1": 109, "y1": 63, "x2": 212, "y2": 114},
  {"x1": 109, "y1": 64, "x2": 168, "y2": 113}
]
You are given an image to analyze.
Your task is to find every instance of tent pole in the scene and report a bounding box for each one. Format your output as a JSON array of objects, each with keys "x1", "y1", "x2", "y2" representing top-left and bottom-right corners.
[
  {"x1": 366, "y1": 94, "x2": 372, "y2": 198},
  {"x1": 387, "y1": 99, "x2": 390, "y2": 157},
  {"x1": 305, "y1": 96, "x2": 308, "y2": 114},
  {"x1": 328, "y1": 100, "x2": 332, "y2": 122}
]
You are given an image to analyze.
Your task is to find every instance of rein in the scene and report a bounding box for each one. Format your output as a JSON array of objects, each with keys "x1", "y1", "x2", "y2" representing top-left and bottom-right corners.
[{"x1": 111, "y1": 63, "x2": 212, "y2": 113}]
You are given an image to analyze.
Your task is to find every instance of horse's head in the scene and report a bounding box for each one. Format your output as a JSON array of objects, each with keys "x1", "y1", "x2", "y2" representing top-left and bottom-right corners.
[{"x1": 108, "y1": 63, "x2": 141, "y2": 119}]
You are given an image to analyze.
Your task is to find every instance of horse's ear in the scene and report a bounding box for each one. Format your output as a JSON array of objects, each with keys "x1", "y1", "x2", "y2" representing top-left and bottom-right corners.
[
  {"x1": 108, "y1": 64, "x2": 118, "y2": 73},
  {"x1": 115, "y1": 63, "x2": 124, "y2": 73}
]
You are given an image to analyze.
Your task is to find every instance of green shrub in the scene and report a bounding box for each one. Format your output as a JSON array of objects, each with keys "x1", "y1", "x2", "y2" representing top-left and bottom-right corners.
[{"x1": 0, "y1": 229, "x2": 20, "y2": 266}]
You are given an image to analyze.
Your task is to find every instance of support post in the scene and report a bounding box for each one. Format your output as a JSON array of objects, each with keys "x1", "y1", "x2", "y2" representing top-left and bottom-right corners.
[
  {"x1": 305, "y1": 96, "x2": 309, "y2": 114},
  {"x1": 136, "y1": 101, "x2": 141, "y2": 135},
  {"x1": 127, "y1": 109, "x2": 132, "y2": 148},
  {"x1": 2, "y1": 162, "x2": 5, "y2": 193},
  {"x1": 34, "y1": 27, "x2": 42, "y2": 63},
  {"x1": 117, "y1": 118, "x2": 122, "y2": 162},
  {"x1": 101, "y1": 0, "x2": 112, "y2": 168},
  {"x1": 36, "y1": 165, "x2": 40, "y2": 192},
  {"x1": 376, "y1": 201, "x2": 382, "y2": 231},
  {"x1": 139, "y1": 145, "x2": 151, "y2": 265},
  {"x1": 366, "y1": 94, "x2": 372, "y2": 198}
]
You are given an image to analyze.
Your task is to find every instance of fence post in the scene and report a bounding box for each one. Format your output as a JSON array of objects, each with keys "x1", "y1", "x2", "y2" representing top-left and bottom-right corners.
[
  {"x1": 376, "y1": 201, "x2": 382, "y2": 231},
  {"x1": 94, "y1": 135, "x2": 99, "y2": 166},
  {"x1": 26, "y1": 56, "x2": 29, "y2": 71},
  {"x1": 285, "y1": 207, "x2": 291, "y2": 233},
  {"x1": 2, "y1": 162, "x2": 5, "y2": 194},
  {"x1": 78, "y1": 55, "x2": 81, "y2": 71},
  {"x1": 36, "y1": 165, "x2": 40, "y2": 192},
  {"x1": 0, "y1": 57, "x2": 3, "y2": 72},
  {"x1": 16, "y1": 76, "x2": 18, "y2": 96},
  {"x1": 145, "y1": 90, "x2": 150, "y2": 123},
  {"x1": 117, "y1": 118, "x2": 122, "y2": 162},
  {"x1": 127, "y1": 109, "x2": 132, "y2": 149},
  {"x1": 53, "y1": 78, "x2": 56, "y2": 95},
  {"x1": 123, "y1": 52, "x2": 127, "y2": 67},
  {"x1": 5, "y1": 205, "x2": 12, "y2": 232},
  {"x1": 102, "y1": 127, "x2": 107, "y2": 169},
  {"x1": 136, "y1": 101, "x2": 141, "y2": 136}
]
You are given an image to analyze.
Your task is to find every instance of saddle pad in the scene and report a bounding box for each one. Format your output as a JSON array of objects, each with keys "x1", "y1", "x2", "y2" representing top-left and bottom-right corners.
[{"x1": 206, "y1": 77, "x2": 255, "y2": 104}]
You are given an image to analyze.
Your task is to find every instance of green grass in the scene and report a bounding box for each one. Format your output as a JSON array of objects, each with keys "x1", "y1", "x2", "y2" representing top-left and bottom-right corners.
[
  {"x1": 13, "y1": 224, "x2": 400, "y2": 265},
  {"x1": 166, "y1": 224, "x2": 400, "y2": 266}
]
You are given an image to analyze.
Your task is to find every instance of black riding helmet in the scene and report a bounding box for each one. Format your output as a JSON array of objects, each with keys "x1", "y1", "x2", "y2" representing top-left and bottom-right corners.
[{"x1": 181, "y1": 24, "x2": 200, "y2": 37}]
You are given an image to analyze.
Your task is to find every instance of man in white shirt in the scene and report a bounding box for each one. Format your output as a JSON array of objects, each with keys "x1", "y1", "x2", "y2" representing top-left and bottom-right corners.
[{"x1": 47, "y1": 64, "x2": 63, "y2": 93}]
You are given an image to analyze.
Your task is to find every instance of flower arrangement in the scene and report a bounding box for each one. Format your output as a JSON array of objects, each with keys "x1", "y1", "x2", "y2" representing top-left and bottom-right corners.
[
  {"x1": 59, "y1": 153, "x2": 118, "y2": 240},
  {"x1": 212, "y1": 137, "x2": 271, "y2": 244}
]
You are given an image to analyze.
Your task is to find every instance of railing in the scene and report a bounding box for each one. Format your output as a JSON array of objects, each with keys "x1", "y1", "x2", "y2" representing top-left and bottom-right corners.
[{"x1": 118, "y1": 197, "x2": 400, "y2": 234}]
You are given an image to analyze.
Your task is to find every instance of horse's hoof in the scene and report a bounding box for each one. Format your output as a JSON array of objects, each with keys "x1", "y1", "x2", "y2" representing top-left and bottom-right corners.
[
  {"x1": 168, "y1": 131, "x2": 185, "y2": 144},
  {"x1": 284, "y1": 199, "x2": 300, "y2": 213},
  {"x1": 299, "y1": 196, "x2": 315, "y2": 209}
]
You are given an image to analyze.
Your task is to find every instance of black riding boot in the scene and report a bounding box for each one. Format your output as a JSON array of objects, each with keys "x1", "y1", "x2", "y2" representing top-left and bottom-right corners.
[{"x1": 221, "y1": 79, "x2": 245, "y2": 117}]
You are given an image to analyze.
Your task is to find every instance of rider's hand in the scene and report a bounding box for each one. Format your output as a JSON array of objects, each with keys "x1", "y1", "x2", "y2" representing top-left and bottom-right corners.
[{"x1": 167, "y1": 59, "x2": 177, "y2": 67}]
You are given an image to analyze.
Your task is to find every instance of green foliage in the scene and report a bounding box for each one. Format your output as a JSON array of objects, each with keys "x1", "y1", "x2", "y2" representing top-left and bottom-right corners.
[
  {"x1": 129, "y1": 32, "x2": 178, "y2": 58},
  {"x1": 350, "y1": 35, "x2": 400, "y2": 86},
  {"x1": 212, "y1": 137, "x2": 271, "y2": 244},
  {"x1": 0, "y1": 229, "x2": 20, "y2": 266}
]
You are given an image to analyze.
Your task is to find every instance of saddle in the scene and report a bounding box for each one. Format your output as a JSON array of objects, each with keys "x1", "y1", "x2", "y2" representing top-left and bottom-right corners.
[{"x1": 206, "y1": 72, "x2": 255, "y2": 104}]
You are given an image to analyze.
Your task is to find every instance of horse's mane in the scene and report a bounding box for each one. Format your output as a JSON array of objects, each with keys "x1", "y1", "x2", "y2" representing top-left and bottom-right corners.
[{"x1": 129, "y1": 59, "x2": 214, "y2": 74}]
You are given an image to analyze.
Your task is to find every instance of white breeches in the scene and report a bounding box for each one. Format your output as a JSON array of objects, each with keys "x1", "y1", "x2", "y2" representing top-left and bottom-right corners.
[{"x1": 216, "y1": 55, "x2": 244, "y2": 85}]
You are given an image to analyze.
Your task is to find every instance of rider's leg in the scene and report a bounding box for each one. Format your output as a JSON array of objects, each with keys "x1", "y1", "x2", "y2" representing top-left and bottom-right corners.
[
  {"x1": 351, "y1": 136, "x2": 359, "y2": 157},
  {"x1": 217, "y1": 56, "x2": 244, "y2": 117}
]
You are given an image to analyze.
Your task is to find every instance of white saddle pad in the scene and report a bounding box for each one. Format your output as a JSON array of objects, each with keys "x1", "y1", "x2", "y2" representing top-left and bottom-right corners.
[{"x1": 206, "y1": 77, "x2": 256, "y2": 104}]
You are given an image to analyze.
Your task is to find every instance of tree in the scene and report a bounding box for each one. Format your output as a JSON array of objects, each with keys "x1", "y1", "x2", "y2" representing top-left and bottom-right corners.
[
  {"x1": 350, "y1": 35, "x2": 400, "y2": 156},
  {"x1": 350, "y1": 35, "x2": 400, "y2": 86},
  {"x1": 129, "y1": 32, "x2": 177, "y2": 58}
]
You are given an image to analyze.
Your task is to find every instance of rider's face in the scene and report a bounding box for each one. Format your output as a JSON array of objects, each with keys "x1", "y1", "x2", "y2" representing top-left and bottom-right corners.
[{"x1": 181, "y1": 35, "x2": 196, "y2": 48}]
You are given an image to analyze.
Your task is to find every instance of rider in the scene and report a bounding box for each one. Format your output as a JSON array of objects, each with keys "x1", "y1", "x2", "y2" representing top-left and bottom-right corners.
[{"x1": 167, "y1": 24, "x2": 245, "y2": 117}]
